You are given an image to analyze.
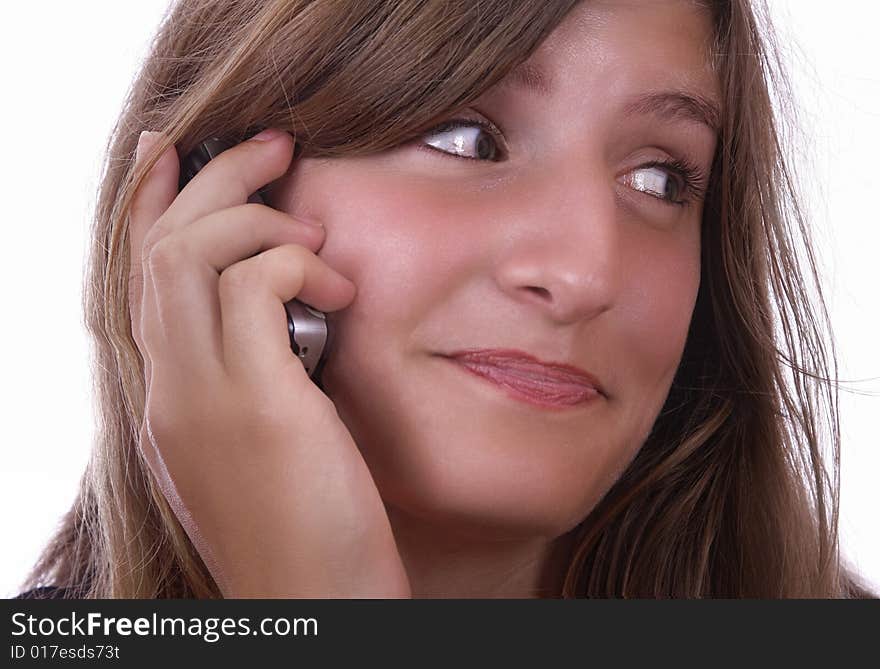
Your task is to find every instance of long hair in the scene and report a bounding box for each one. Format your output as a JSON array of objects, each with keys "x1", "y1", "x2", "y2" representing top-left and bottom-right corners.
[{"x1": 20, "y1": 0, "x2": 874, "y2": 598}]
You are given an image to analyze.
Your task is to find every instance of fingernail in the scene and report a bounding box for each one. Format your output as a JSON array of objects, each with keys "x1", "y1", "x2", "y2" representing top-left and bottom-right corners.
[
  {"x1": 249, "y1": 128, "x2": 284, "y2": 142},
  {"x1": 136, "y1": 130, "x2": 157, "y2": 161},
  {"x1": 300, "y1": 217, "x2": 324, "y2": 228}
]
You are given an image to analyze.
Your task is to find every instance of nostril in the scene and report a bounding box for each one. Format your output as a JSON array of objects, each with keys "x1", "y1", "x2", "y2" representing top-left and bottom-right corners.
[{"x1": 526, "y1": 286, "x2": 552, "y2": 300}]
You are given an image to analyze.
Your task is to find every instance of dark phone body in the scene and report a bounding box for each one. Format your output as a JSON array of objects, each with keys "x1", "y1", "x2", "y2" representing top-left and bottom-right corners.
[{"x1": 178, "y1": 136, "x2": 329, "y2": 380}]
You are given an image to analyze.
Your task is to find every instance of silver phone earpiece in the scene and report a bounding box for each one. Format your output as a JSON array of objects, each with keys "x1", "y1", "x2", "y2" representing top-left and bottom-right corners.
[{"x1": 284, "y1": 300, "x2": 328, "y2": 378}]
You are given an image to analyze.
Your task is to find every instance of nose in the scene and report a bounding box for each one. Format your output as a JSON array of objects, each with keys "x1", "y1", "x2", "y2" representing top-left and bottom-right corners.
[{"x1": 493, "y1": 163, "x2": 620, "y2": 325}]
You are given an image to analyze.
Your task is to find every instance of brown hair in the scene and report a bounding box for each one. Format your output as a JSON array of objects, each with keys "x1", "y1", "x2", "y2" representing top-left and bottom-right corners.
[{"x1": 21, "y1": 0, "x2": 874, "y2": 598}]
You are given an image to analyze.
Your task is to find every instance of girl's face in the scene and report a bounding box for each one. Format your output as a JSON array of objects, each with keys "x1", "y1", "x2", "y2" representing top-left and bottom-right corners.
[{"x1": 267, "y1": 0, "x2": 720, "y2": 539}]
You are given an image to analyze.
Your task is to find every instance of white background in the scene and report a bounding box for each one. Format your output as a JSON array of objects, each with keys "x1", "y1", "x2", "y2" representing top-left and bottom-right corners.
[{"x1": 1, "y1": 1, "x2": 877, "y2": 597}]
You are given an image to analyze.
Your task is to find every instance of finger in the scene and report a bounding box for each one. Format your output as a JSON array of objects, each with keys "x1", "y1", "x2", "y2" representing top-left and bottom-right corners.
[
  {"x1": 129, "y1": 131, "x2": 180, "y2": 389},
  {"x1": 188, "y1": 205, "x2": 325, "y2": 271},
  {"x1": 142, "y1": 205, "x2": 326, "y2": 375},
  {"x1": 159, "y1": 129, "x2": 295, "y2": 235},
  {"x1": 218, "y1": 244, "x2": 357, "y2": 384}
]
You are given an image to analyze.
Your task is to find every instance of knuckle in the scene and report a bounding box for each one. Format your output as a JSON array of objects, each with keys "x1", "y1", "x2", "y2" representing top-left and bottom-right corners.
[
  {"x1": 245, "y1": 203, "x2": 294, "y2": 237},
  {"x1": 275, "y1": 244, "x2": 311, "y2": 281},
  {"x1": 283, "y1": 241, "x2": 307, "y2": 256},
  {"x1": 278, "y1": 242, "x2": 308, "y2": 266},
  {"x1": 238, "y1": 202, "x2": 265, "y2": 217},
  {"x1": 140, "y1": 218, "x2": 170, "y2": 255},
  {"x1": 286, "y1": 245, "x2": 311, "y2": 278},
  {"x1": 216, "y1": 158, "x2": 265, "y2": 205},
  {"x1": 146, "y1": 233, "x2": 189, "y2": 278},
  {"x1": 234, "y1": 204, "x2": 269, "y2": 243},
  {"x1": 218, "y1": 258, "x2": 260, "y2": 295},
  {"x1": 216, "y1": 239, "x2": 313, "y2": 298}
]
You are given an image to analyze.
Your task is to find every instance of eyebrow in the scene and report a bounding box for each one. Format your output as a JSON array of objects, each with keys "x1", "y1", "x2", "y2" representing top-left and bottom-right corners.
[
  {"x1": 622, "y1": 91, "x2": 721, "y2": 133},
  {"x1": 495, "y1": 61, "x2": 554, "y2": 97},
  {"x1": 494, "y1": 61, "x2": 722, "y2": 132}
]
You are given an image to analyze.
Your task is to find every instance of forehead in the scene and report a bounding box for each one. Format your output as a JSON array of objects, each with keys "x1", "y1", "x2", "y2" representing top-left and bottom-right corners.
[{"x1": 497, "y1": 0, "x2": 720, "y2": 110}]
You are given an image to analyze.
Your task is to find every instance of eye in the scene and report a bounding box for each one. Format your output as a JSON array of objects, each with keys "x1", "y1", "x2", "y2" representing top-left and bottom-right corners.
[
  {"x1": 418, "y1": 118, "x2": 505, "y2": 162},
  {"x1": 627, "y1": 165, "x2": 685, "y2": 204},
  {"x1": 623, "y1": 158, "x2": 707, "y2": 208},
  {"x1": 415, "y1": 118, "x2": 707, "y2": 208}
]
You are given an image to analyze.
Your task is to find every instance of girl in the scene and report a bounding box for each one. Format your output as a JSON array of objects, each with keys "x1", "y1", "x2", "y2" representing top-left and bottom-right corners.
[{"x1": 18, "y1": 0, "x2": 875, "y2": 598}]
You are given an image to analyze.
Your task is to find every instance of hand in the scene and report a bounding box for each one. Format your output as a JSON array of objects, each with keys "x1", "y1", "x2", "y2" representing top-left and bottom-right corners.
[{"x1": 127, "y1": 128, "x2": 410, "y2": 598}]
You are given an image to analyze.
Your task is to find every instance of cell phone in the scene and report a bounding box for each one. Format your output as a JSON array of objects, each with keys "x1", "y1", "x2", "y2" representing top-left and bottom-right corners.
[{"x1": 178, "y1": 135, "x2": 329, "y2": 380}]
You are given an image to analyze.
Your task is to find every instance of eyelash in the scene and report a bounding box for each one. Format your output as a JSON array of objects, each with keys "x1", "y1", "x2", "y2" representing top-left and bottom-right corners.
[{"x1": 416, "y1": 117, "x2": 708, "y2": 208}]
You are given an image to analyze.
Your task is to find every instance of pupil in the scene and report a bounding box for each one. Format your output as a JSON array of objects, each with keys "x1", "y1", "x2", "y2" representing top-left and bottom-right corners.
[{"x1": 477, "y1": 134, "x2": 493, "y2": 160}]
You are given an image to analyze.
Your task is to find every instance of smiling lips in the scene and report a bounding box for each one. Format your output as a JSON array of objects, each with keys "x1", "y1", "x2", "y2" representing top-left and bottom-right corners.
[{"x1": 445, "y1": 348, "x2": 605, "y2": 409}]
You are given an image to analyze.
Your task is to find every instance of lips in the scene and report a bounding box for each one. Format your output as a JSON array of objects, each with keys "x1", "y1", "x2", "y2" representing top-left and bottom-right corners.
[{"x1": 444, "y1": 348, "x2": 605, "y2": 408}]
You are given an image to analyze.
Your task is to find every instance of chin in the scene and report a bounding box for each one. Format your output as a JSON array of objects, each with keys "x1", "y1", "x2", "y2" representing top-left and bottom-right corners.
[
  {"x1": 321, "y1": 344, "x2": 622, "y2": 541},
  {"x1": 367, "y1": 435, "x2": 602, "y2": 541}
]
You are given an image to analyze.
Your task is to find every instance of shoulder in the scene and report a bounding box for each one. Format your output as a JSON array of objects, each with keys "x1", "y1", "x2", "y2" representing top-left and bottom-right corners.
[{"x1": 12, "y1": 586, "x2": 76, "y2": 599}]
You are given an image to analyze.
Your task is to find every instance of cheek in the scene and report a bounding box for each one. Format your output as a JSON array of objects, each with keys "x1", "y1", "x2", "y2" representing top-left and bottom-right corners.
[
  {"x1": 637, "y1": 241, "x2": 699, "y2": 350},
  {"x1": 272, "y1": 159, "x2": 459, "y2": 358},
  {"x1": 615, "y1": 227, "x2": 701, "y2": 442},
  {"x1": 274, "y1": 158, "x2": 496, "y2": 319},
  {"x1": 278, "y1": 160, "x2": 429, "y2": 273}
]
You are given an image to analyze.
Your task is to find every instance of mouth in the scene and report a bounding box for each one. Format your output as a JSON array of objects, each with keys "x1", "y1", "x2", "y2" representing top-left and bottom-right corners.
[{"x1": 439, "y1": 348, "x2": 606, "y2": 410}]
